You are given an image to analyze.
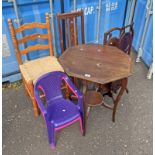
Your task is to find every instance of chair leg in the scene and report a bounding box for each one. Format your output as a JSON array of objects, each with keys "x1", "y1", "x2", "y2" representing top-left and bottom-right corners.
[
  {"x1": 83, "y1": 101, "x2": 87, "y2": 136},
  {"x1": 47, "y1": 124, "x2": 56, "y2": 149},
  {"x1": 28, "y1": 81, "x2": 40, "y2": 117},
  {"x1": 79, "y1": 117, "x2": 84, "y2": 135},
  {"x1": 126, "y1": 88, "x2": 129, "y2": 94},
  {"x1": 87, "y1": 106, "x2": 91, "y2": 117},
  {"x1": 82, "y1": 81, "x2": 88, "y2": 136},
  {"x1": 32, "y1": 98, "x2": 40, "y2": 117},
  {"x1": 22, "y1": 77, "x2": 29, "y2": 97},
  {"x1": 112, "y1": 78, "x2": 127, "y2": 122},
  {"x1": 23, "y1": 84, "x2": 29, "y2": 96}
]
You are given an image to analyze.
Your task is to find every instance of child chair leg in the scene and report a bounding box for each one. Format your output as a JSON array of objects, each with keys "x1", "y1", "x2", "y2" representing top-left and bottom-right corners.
[
  {"x1": 79, "y1": 117, "x2": 84, "y2": 135},
  {"x1": 47, "y1": 124, "x2": 56, "y2": 149}
]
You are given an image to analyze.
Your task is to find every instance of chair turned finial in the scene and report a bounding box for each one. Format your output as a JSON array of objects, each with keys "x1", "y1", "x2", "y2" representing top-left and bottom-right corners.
[
  {"x1": 8, "y1": 18, "x2": 12, "y2": 25},
  {"x1": 45, "y1": 13, "x2": 50, "y2": 19}
]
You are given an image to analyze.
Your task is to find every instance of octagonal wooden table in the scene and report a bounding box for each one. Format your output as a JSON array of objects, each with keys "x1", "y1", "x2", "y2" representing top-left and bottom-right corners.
[{"x1": 59, "y1": 44, "x2": 132, "y2": 135}]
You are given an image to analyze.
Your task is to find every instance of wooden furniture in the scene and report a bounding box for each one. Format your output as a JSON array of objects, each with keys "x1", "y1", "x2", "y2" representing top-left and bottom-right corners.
[
  {"x1": 103, "y1": 24, "x2": 134, "y2": 94},
  {"x1": 104, "y1": 24, "x2": 134, "y2": 55},
  {"x1": 85, "y1": 91, "x2": 103, "y2": 107},
  {"x1": 8, "y1": 13, "x2": 64, "y2": 117},
  {"x1": 57, "y1": 10, "x2": 85, "y2": 89},
  {"x1": 57, "y1": 10, "x2": 85, "y2": 54},
  {"x1": 84, "y1": 91, "x2": 104, "y2": 117},
  {"x1": 59, "y1": 44, "x2": 132, "y2": 134}
]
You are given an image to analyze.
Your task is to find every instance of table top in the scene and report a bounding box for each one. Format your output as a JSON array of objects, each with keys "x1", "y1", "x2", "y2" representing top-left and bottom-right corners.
[{"x1": 58, "y1": 44, "x2": 132, "y2": 84}]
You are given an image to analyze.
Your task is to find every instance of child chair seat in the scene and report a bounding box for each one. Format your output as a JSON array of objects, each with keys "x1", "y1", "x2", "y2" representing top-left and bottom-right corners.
[
  {"x1": 48, "y1": 98, "x2": 80, "y2": 128},
  {"x1": 20, "y1": 56, "x2": 64, "y2": 83}
]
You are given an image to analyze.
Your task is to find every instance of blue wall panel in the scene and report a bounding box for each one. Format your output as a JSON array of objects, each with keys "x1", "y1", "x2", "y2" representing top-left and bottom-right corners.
[
  {"x1": 64, "y1": 0, "x2": 126, "y2": 44},
  {"x1": 142, "y1": 15, "x2": 153, "y2": 66},
  {"x1": 64, "y1": 0, "x2": 99, "y2": 44},
  {"x1": 5, "y1": 0, "x2": 152, "y2": 82},
  {"x1": 2, "y1": 0, "x2": 61, "y2": 82},
  {"x1": 53, "y1": 0, "x2": 63, "y2": 56},
  {"x1": 2, "y1": 3, "x2": 20, "y2": 78},
  {"x1": 124, "y1": 0, "x2": 132, "y2": 25},
  {"x1": 132, "y1": 0, "x2": 147, "y2": 51},
  {"x1": 98, "y1": 0, "x2": 126, "y2": 43},
  {"x1": 2, "y1": 0, "x2": 127, "y2": 82}
]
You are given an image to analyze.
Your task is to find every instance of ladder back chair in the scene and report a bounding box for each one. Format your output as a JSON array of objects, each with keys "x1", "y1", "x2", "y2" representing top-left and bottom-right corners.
[
  {"x1": 8, "y1": 13, "x2": 64, "y2": 117},
  {"x1": 57, "y1": 10, "x2": 85, "y2": 54}
]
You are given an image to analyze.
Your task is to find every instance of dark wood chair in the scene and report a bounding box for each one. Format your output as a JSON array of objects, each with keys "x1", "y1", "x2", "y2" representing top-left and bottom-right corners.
[
  {"x1": 104, "y1": 24, "x2": 134, "y2": 55},
  {"x1": 99, "y1": 24, "x2": 134, "y2": 121},
  {"x1": 8, "y1": 13, "x2": 64, "y2": 117},
  {"x1": 57, "y1": 11, "x2": 85, "y2": 89},
  {"x1": 104, "y1": 24, "x2": 134, "y2": 93},
  {"x1": 57, "y1": 10, "x2": 85, "y2": 54}
]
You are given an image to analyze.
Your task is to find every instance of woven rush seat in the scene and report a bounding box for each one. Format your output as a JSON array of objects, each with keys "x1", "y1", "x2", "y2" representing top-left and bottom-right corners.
[{"x1": 20, "y1": 56, "x2": 64, "y2": 83}]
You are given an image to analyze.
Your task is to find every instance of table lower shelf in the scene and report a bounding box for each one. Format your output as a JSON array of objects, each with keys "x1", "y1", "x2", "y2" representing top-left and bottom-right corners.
[{"x1": 84, "y1": 91, "x2": 104, "y2": 107}]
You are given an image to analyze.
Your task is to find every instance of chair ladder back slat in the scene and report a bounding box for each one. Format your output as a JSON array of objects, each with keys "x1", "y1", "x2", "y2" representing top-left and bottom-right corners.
[
  {"x1": 20, "y1": 44, "x2": 49, "y2": 55},
  {"x1": 8, "y1": 19, "x2": 22, "y2": 64},
  {"x1": 17, "y1": 34, "x2": 48, "y2": 44},
  {"x1": 15, "y1": 22, "x2": 47, "y2": 33},
  {"x1": 46, "y1": 13, "x2": 53, "y2": 56}
]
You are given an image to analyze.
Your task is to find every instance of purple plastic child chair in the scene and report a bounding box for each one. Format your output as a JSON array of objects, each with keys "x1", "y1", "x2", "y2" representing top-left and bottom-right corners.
[{"x1": 34, "y1": 71, "x2": 84, "y2": 149}]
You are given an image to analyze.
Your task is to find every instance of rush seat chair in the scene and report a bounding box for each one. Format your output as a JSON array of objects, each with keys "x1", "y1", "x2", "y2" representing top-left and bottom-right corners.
[
  {"x1": 8, "y1": 13, "x2": 64, "y2": 117},
  {"x1": 34, "y1": 71, "x2": 84, "y2": 149}
]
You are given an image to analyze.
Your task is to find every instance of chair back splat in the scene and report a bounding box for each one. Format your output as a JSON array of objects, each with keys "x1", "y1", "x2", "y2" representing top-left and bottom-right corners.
[{"x1": 57, "y1": 11, "x2": 85, "y2": 54}]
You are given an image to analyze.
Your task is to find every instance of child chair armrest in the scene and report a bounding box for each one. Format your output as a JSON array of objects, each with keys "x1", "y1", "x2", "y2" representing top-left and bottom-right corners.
[
  {"x1": 34, "y1": 90, "x2": 47, "y2": 116},
  {"x1": 63, "y1": 75, "x2": 84, "y2": 111},
  {"x1": 62, "y1": 75, "x2": 83, "y2": 98}
]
